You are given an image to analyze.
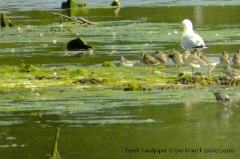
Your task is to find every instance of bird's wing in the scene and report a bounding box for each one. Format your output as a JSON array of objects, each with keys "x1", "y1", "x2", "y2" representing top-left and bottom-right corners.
[
  {"x1": 145, "y1": 54, "x2": 159, "y2": 64},
  {"x1": 181, "y1": 33, "x2": 206, "y2": 50},
  {"x1": 188, "y1": 55, "x2": 207, "y2": 66},
  {"x1": 124, "y1": 59, "x2": 135, "y2": 65}
]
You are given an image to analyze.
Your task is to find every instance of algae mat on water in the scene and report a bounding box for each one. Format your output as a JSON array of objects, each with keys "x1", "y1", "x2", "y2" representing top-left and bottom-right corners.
[
  {"x1": 1, "y1": 3, "x2": 240, "y2": 159},
  {"x1": 0, "y1": 64, "x2": 239, "y2": 93}
]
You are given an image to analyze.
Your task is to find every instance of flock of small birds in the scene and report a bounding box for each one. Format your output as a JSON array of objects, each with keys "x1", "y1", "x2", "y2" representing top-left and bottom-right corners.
[{"x1": 119, "y1": 19, "x2": 240, "y2": 87}]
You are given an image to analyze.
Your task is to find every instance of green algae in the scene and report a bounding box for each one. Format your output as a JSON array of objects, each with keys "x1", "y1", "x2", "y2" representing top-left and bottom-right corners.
[
  {"x1": 123, "y1": 84, "x2": 141, "y2": 91},
  {"x1": 123, "y1": 84, "x2": 153, "y2": 91},
  {"x1": 0, "y1": 64, "x2": 239, "y2": 93},
  {"x1": 19, "y1": 63, "x2": 38, "y2": 73},
  {"x1": 167, "y1": 73, "x2": 236, "y2": 86},
  {"x1": 102, "y1": 61, "x2": 116, "y2": 67},
  {"x1": 69, "y1": 68, "x2": 86, "y2": 75},
  {"x1": 73, "y1": 77, "x2": 107, "y2": 84},
  {"x1": 50, "y1": 128, "x2": 61, "y2": 159}
]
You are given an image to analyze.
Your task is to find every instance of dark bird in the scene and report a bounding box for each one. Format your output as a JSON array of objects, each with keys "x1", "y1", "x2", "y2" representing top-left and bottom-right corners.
[{"x1": 213, "y1": 91, "x2": 231, "y2": 101}]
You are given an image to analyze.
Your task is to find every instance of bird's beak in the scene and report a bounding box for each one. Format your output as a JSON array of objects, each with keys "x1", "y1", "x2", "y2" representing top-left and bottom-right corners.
[{"x1": 180, "y1": 27, "x2": 183, "y2": 31}]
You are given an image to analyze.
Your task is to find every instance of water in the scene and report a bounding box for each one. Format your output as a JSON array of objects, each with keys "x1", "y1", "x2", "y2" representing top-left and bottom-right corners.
[{"x1": 1, "y1": 0, "x2": 240, "y2": 158}]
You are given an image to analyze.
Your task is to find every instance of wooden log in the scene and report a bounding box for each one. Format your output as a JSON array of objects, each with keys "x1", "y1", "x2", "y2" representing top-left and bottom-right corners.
[
  {"x1": 61, "y1": 0, "x2": 87, "y2": 9},
  {"x1": 52, "y1": 12, "x2": 96, "y2": 25},
  {"x1": 0, "y1": 11, "x2": 14, "y2": 27}
]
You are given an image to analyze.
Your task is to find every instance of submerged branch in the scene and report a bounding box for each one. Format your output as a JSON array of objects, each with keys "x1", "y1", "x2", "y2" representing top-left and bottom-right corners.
[
  {"x1": 52, "y1": 12, "x2": 96, "y2": 25},
  {"x1": 50, "y1": 128, "x2": 61, "y2": 159}
]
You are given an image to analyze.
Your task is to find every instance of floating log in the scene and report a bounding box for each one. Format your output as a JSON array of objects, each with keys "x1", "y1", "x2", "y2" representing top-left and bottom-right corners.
[
  {"x1": 61, "y1": 0, "x2": 87, "y2": 9},
  {"x1": 64, "y1": 37, "x2": 93, "y2": 51},
  {"x1": 52, "y1": 12, "x2": 96, "y2": 25},
  {"x1": 0, "y1": 11, "x2": 14, "y2": 27},
  {"x1": 50, "y1": 128, "x2": 61, "y2": 159}
]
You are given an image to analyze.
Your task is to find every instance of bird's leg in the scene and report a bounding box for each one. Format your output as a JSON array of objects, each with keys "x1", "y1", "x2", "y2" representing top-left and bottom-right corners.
[
  {"x1": 192, "y1": 68, "x2": 194, "y2": 75},
  {"x1": 233, "y1": 79, "x2": 236, "y2": 87},
  {"x1": 161, "y1": 64, "x2": 165, "y2": 70},
  {"x1": 208, "y1": 66, "x2": 215, "y2": 75},
  {"x1": 150, "y1": 67, "x2": 153, "y2": 73},
  {"x1": 145, "y1": 65, "x2": 148, "y2": 70},
  {"x1": 177, "y1": 65, "x2": 181, "y2": 72},
  {"x1": 198, "y1": 67, "x2": 201, "y2": 72}
]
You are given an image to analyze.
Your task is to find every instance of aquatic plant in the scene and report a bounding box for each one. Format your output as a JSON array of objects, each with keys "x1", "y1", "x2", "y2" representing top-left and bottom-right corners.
[
  {"x1": 73, "y1": 77, "x2": 107, "y2": 84},
  {"x1": 19, "y1": 63, "x2": 38, "y2": 73},
  {"x1": 69, "y1": 68, "x2": 86, "y2": 75},
  {"x1": 102, "y1": 61, "x2": 116, "y2": 67}
]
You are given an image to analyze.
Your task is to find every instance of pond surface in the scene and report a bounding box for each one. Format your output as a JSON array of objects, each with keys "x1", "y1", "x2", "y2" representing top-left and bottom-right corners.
[{"x1": 1, "y1": 0, "x2": 240, "y2": 159}]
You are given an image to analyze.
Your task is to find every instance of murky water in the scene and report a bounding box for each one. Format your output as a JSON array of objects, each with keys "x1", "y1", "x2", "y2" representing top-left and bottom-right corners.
[{"x1": 1, "y1": 0, "x2": 240, "y2": 158}]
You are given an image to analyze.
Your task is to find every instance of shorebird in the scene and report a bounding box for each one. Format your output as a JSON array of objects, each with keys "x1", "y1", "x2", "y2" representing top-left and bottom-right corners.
[
  {"x1": 119, "y1": 56, "x2": 135, "y2": 67},
  {"x1": 154, "y1": 50, "x2": 169, "y2": 69},
  {"x1": 168, "y1": 49, "x2": 183, "y2": 70},
  {"x1": 139, "y1": 51, "x2": 160, "y2": 73},
  {"x1": 183, "y1": 51, "x2": 208, "y2": 74},
  {"x1": 200, "y1": 54, "x2": 220, "y2": 75},
  {"x1": 181, "y1": 19, "x2": 207, "y2": 52},
  {"x1": 224, "y1": 65, "x2": 240, "y2": 86},
  {"x1": 220, "y1": 51, "x2": 230, "y2": 66},
  {"x1": 232, "y1": 49, "x2": 240, "y2": 70},
  {"x1": 213, "y1": 91, "x2": 231, "y2": 101}
]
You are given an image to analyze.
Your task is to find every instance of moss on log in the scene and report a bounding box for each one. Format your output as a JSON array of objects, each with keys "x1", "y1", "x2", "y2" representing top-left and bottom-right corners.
[
  {"x1": 0, "y1": 11, "x2": 14, "y2": 27},
  {"x1": 49, "y1": 128, "x2": 61, "y2": 159},
  {"x1": 19, "y1": 63, "x2": 38, "y2": 73}
]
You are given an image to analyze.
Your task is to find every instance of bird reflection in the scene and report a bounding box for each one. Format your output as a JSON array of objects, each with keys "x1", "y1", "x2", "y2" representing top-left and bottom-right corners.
[
  {"x1": 213, "y1": 91, "x2": 232, "y2": 106},
  {"x1": 114, "y1": 7, "x2": 121, "y2": 17},
  {"x1": 215, "y1": 107, "x2": 233, "y2": 123}
]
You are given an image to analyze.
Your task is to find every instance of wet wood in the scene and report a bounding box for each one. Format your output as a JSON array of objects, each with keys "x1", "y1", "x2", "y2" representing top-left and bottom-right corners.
[
  {"x1": 0, "y1": 11, "x2": 14, "y2": 27},
  {"x1": 52, "y1": 12, "x2": 96, "y2": 25},
  {"x1": 50, "y1": 128, "x2": 61, "y2": 159}
]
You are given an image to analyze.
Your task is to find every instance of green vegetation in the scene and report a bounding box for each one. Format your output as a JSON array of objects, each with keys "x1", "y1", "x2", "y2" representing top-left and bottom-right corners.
[
  {"x1": 50, "y1": 128, "x2": 61, "y2": 159},
  {"x1": 0, "y1": 65, "x2": 238, "y2": 93},
  {"x1": 0, "y1": 11, "x2": 14, "y2": 27},
  {"x1": 19, "y1": 63, "x2": 38, "y2": 73},
  {"x1": 102, "y1": 61, "x2": 116, "y2": 67},
  {"x1": 69, "y1": 68, "x2": 86, "y2": 75}
]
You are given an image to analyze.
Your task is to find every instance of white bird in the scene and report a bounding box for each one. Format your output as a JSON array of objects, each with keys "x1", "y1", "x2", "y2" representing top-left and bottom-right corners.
[
  {"x1": 181, "y1": 19, "x2": 207, "y2": 52},
  {"x1": 120, "y1": 56, "x2": 135, "y2": 67}
]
